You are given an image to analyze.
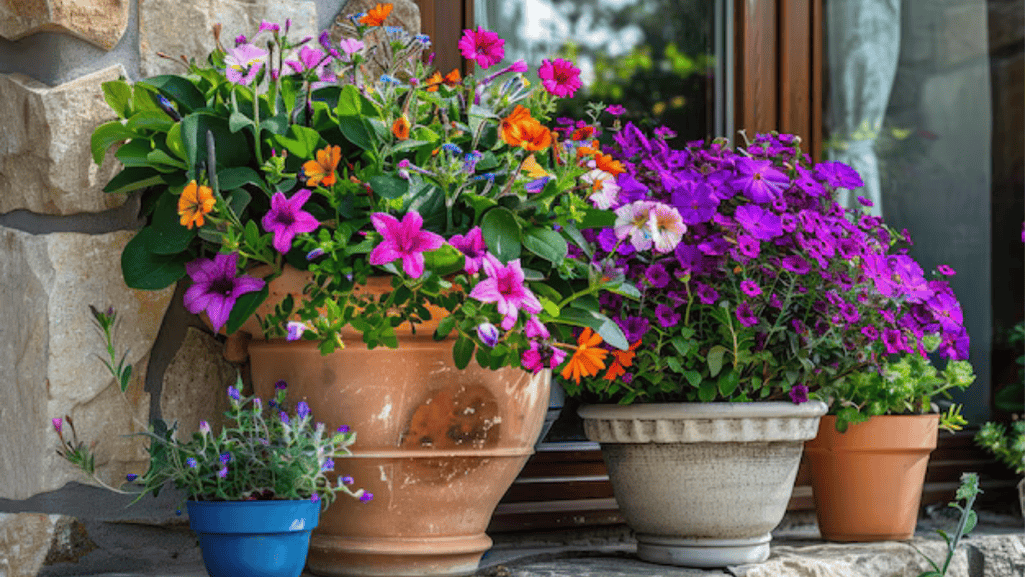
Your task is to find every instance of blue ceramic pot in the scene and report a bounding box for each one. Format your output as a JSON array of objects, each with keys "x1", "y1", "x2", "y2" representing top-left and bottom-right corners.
[{"x1": 187, "y1": 499, "x2": 319, "y2": 577}]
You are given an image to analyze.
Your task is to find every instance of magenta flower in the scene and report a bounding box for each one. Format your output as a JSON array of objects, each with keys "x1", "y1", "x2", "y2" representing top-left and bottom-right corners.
[
  {"x1": 52, "y1": 417, "x2": 62, "y2": 434},
  {"x1": 936, "y1": 264, "x2": 956, "y2": 276},
  {"x1": 261, "y1": 189, "x2": 320, "y2": 254},
  {"x1": 286, "y1": 321, "x2": 307, "y2": 341},
  {"x1": 789, "y1": 384, "x2": 809, "y2": 404},
  {"x1": 286, "y1": 45, "x2": 329, "y2": 75},
  {"x1": 655, "y1": 303, "x2": 681, "y2": 328},
  {"x1": 736, "y1": 302, "x2": 759, "y2": 327},
  {"x1": 740, "y1": 279, "x2": 762, "y2": 297},
  {"x1": 538, "y1": 58, "x2": 582, "y2": 98},
  {"x1": 359, "y1": 492, "x2": 374, "y2": 503},
  {"x1": 469, "y1": 257, "x2": 543, "y2": 330},
  {"x1": 224, "y1": 44, "x2": 268, "y2": 85},
  {"x1": 730, "y1": 158, "x2": 789, "y2": 203},
  {"x1": 521, "y1": 341, "x2": 567, "y2": 373},
  {"x1": 368, "y1": 211, "x2": 445, "y2": 278},
  {"x1": 524, "y1": 316, "x2": 550, "y2": 339},
  {"x1": 448, "y1": 227, "x2": 488, "y2": 274},
  {"x1": 183, "y1": 253, "x2": 265, "y2": 332},
  {"x1": 458, "y1": 27, "x2": 505, "y2": 68},
  {"x1": 338, "y1": 38, "x2": 365, "y2": 61},
  {"x1": 734, "y1": 204, "x2": 783, "y2": 240},
  {"x1": 606, "y1": 104, "x2": 626, "y2": 116}
]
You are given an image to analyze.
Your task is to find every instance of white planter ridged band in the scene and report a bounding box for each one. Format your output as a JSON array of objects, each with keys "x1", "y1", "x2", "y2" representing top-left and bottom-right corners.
[{"x1": 579, "y1": 401, "x2": 828, "y2": 568}]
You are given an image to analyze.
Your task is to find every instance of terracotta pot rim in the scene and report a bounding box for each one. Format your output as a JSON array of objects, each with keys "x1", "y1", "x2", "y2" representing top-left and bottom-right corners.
[
  {"x1": 820, "y1": 413, "x2": 941, "y2": 422},
  {"x1": 578, "y1": 400, "x2": 828, "y2": 421}
]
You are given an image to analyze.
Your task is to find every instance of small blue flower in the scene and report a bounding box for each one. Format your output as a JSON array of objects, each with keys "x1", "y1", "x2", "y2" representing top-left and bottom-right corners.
[
  {"x1": 477, "y1": 323, "x2": 500, "y2": 347},
  {"x1": 219, "y1": 452, "x2": 231, "y2": 465},
  {"x1": 186, "y1": 457, "x2": 198, "y2": 469},
  {"x1": 322, "y1": 459, "x2": 335, "y2": 472},
  {"x1": 472, "y1": 173, "x2": 496, "y2": 182},
  {"x1": 463, "y1": 151, "x2": 484, "y2": 173},
  {"x1": 227, "y1": 386, "x2": 241, "y2": 401},
  {"x1": 306, "y1": 247, "x2": 325, "y2": 260},
  {"x1": 415, "y1": 34, "x2": 431, "y2": 46},
  {"x1": 126, "y1": 474, "x2": 138, "y2": 482},
  {"x1": 342, "y1": 476, "x2": 354, "y2": 485},
  {"x1": 385, "y1": 26, "x2": 405, "y2": 36},
  {"x1": 359, "y1": 492, "x2": 374, "y2": 503},
  {"x1": 379, "y1": 74, "x2": 402, "y2": 85},
  {"x1": 311, "y1": 493, "x2": 321, "y2": 503},
  {"x1": 297, "y1": 401, "x2": 311, "y2": 420},
  {"x1": 441, "y1": 143, "x2": 462, "y2": 155},
  {"x1": 337, "y1": 425, "x2": 350, "y2": 433},
  {"x1": 524, "y1": 177, "x2": 550, "y2": 194},
  {"x1": 280, "y1": 412, "x2": 289, "y2": 425}
]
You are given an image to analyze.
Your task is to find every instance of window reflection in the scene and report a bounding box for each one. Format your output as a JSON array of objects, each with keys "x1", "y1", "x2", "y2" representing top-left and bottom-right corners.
[{"x1": 476, "y1": 0, "x2": 716, "y2": 142}]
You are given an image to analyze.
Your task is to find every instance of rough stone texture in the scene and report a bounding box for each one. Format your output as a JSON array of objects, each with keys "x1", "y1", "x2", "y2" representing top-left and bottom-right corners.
[
  {"x1": 732, "y1": 539, "x2": 968, "y2": 576},
  {"x1": 0, "y1": 513, "x2": 96, "y2": 577},
  {"x1": 0, "y1": 226, "x2": 173, "y2": 500},
  {"x1": 0, "y1": 0, "x2": 131, "y2": 50},
  {"x1": 160, "y1": 327, "x2": 236, "y2": 438},
  {"x1": 138, "y1": 0, "x2": 318, "y2": 77},
  {"x1": 0, "y1": 65, "x2": 126, "y2": 216},
  {"x1": 965, "y1": 534, "x2": 1025, "y2": 577}
]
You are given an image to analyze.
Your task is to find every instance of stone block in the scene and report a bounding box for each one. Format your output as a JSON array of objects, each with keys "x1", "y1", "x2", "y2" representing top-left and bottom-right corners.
[
  {"x1": 160, "y1": 327, "x2": 236, "y2": 438},
  {"x1": 138, "y1": 0, "x2": 318, "y2": 77},
  {"x1": 965, "y1": 533, "x2": 1025, "y2": 577},
  {"x1": 732, "y1": 539, "x2": 968, "y2": 576},
  {"x1": 0, "y1": 226, "x2": 173, "y2": 500},
  {"x1": 0, "y1": 65, "x2": 126, "y2": 216},
  {"x1": 0, "y1": 513, "x2": 97, "y2": 577},
  {"x1": 0, "y1": 0, "x2": 130, "y2": 50}
]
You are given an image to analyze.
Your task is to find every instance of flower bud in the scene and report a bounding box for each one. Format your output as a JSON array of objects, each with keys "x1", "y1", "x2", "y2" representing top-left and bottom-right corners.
[{"x1": 477, "y1": 323, "x2": 500, "y2": 347}]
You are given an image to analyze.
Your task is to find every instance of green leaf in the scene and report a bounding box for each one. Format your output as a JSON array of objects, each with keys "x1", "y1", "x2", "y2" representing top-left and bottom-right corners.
[
  {"x1": 368, "y1": 175, "x2": 408, "y2": 199},
  {"x1": 707, "y1": 345, "x2": 728, "y2": 377},
  {"x1": 225, "y1": 285, "x2": 269, "y2": 335},
  {"x1": 962, "y1": 510, "x2": 978, "y2": 535},
  {"x1": 260, "y1": 113, "x2": 289, "y2": 135},
  {"x1": 423, "y1": 244, "x2": 465, "y2": 277},
  {"x1": 125, "y1": 110, "x2": 175, "y2": 133},
  {"x1": 522, "y1": 228, "x2": 568, "y2": 264},
  {"x1": 272, "y1": 125, "x2": 323, "y2": 160},
  {"x1": 579, "y1": 208, "x2": 617, "y2": 229},
  {"x1": 102, "y1": 79, "x2": 133, "y2": 118},
  {"x1": 121, "y1": 228, "x2": 188, "y2": 289},
  {"x1": 556, "y1": 308, "x2": 629, "y2": 350},
  {"x1": 115, "y1": 139, "x2": 153, "y2": 167},
  {"x1": 91, "y1": 121, "x2": 135, "y2": 165},
  {"x1": 180, "y1": 113, "x2": 251, "y2": 177},
  {"x1": 463, "y1": 193, "x2": 498, "y2": 220},
  {"x1": 666, "y1": 357, "x2": 683, "y2": 373},
  {"x1": 335, "y1": 84, "x2": 378, "y2": 117},
  {"x1": 453, "y1": 336, "x2": 475, "y2": 370},
  {"x1": 147, "y1": 191, "x2": 196, "y2": 254},
  {"x1": 683, "y1": 370, "x2": 702, "y2": 388},
  {"x1": 140, "y1": 75, "x2": 207, "y2": 112},
  {"x1": 118, "y1": 364, "x2": 133, "y2": 392},
  {"x1": 145, "y1": 148, "x2": 187, "y2": 170},
  {"x1": 103, "y1": 167, "x2": 165, "y2": 194},
  {"x1": 434, "y1": 315, "x2": 457, "y2": 340},
  {"x1": 596, "y1": 317, "x2": 629, "y2": 351},
  {"x1": 228, "y1": 110, "x2": 253, "y2": 133},
  {"x1": 698, "y1": 380, "x2": 717, "y2": 402},
  {"x1": 165, "y1": 123, "x2": 186, "y2": 160},
  {"x1": 337, "y1": 116, "x2": 375, "y2": 151},
  {"x1": 481, "y1": 207, "x2": 522, "y2": 263},
  {"x1": 717, "y1": 369, "x2": 740, "y2": 397},
  {"x1": 218, "y1": 167, "x2": 265, "y2": 192}
]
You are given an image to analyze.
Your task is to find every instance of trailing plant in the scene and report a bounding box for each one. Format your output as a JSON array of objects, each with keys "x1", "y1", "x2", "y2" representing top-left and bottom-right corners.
[{"x1": 915, "y1": 472, "x2": 981, "y2": 577}]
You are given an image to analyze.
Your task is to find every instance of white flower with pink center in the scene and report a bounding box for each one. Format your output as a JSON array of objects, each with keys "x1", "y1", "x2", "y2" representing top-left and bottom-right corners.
[
  {"x1": 613, "y1": 201, "x2": 656, "y2": 251},
  {"x1": 648, "y1": 203, "x2": 686, "y2": 253},
  {"x1": 582, "y1": 169, "x2": 620, "y2": 210}
]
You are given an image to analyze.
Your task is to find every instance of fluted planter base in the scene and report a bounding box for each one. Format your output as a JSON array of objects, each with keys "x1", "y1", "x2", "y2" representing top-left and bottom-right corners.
[{"x1": 579, "y1": 401, "x2": 827, "y2": 569}]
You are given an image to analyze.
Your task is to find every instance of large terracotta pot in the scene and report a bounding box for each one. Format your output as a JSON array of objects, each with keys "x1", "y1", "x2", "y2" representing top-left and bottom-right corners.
[
  {"x1": 244, "y1": 271, "x2": 549, "y2": 577},
  {"x1": 578, "y1": 401, "x2": 827, "y2": 568},
  {"x1": 804, "y1": 414, "x2": 939, "y2": 542}
]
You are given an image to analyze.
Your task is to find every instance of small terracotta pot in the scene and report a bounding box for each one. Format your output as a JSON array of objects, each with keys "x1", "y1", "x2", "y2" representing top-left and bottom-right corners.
[{"x1": 804, "y1": 414, "x2": 939, "y2": 542}]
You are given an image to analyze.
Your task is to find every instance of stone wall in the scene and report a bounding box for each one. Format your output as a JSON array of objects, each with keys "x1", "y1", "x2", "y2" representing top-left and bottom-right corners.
[{"x1": 0, "y1": 0, "x2": 416, "y2": 526}]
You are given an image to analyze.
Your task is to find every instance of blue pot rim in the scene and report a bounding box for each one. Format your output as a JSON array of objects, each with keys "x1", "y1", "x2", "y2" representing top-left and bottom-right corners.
[{"x1": 187, "y1": 499, "x2": 320, "y2": 535}]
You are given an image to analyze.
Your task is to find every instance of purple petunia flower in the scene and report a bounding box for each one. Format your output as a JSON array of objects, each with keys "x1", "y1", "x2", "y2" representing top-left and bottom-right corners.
[
  {"x1": 735, "y1": 234, "x2": 761, "y2": 259},
  {"x1": 616, "y1": 316, "x2": 650, "y2": 343},
  {"x1": 814, "y1": 161, "x2": 864, "y2": 189},
  {"x1": 322, "y1": 459, "x2": 335, "y2": 472},
  {"x1": 186, "y1": 457, "x2": 198, "y2": 469},
  {"x1": 448, "y1": 227, "x2": 488, "y2": 274},
  {"x1": 730, "y1": 158, "x2": 789, "y2": 203},
  {"x1": 477, "y1": 322, "x2": 500, "y2": 347},
  {"x1": 734, "y1": 205, "x2": 783, "y2": 240},
  {"x1": 936, "y1": 264, "x2": 956, "y2": 276},
  {"x1": 736, "y1": 302, "x2": 759, "y2": 327},
  {"x1": 671, "y1": 182, "x2": 719, "y2": 224},
  {"x1": 654, "y1": 303, "x2": 681, "y2": 328},
  {"x1": 183, "y1": 253, "x2": 266, "y2": 333},
  {"x1": 645, "y1": 263, "x2": 670, "y2": 289},
  {"x1": 286, "y1": 321, "x2": 306, "y2": 341},
  {"x1": 740, "y1": 279, "x2": 762, "y2": 297},
  {"x1": 368, "y1": 211, "x2": 445, "y2": 278},
  {"x1": 359, "y1": 492, "x2": 374, "y2": 503},
  {"x1": 882, "y1": 329, "x2": 907, "y2": 354},
  {"x1": 861, "y1": 326, "x2": 879, "y2": 341},
  {"x1": 695, "y1": 283, "x2": 718, "y2": 305},
  {"x1": 780, "y1": 255, "x2": 812, "y2": 275},
  {"x1": 219, "y1": 452, "x2": 231, "y2": 465},
  {"x1": 470, "y1": 257, "x2": 543, "y2": 330},
  {"x1": 217, "y1": 466, "x2": 228, "y2": 478},
  {"x1": 337, "y1": 425, "x2": 350, "y2": 433},
  {"x1": 262, "y1": 189, "x2": 320, "y2": 254},
  {"x1": 788, "y1": 384, "x2": 809, "y2": 404},
  {"x1": 521, "y1": 341, "x2": 567, "y2": 373},
  {"x1": 275, "y1": 380, "x2": 288, "y2": 390},
  {"x1": 606, "y1": 104, "x2": 626, "y2": 116}
]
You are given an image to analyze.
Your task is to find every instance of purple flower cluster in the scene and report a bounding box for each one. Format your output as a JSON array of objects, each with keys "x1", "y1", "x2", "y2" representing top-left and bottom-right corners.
[{"x1": 588, "y1": 126, "x2": 968, "y2": 399}]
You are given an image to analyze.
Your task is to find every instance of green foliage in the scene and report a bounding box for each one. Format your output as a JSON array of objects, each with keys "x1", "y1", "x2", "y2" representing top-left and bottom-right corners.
[
  {"x1": 915, "y1": 473, "x2": 981, "y2": 577},
  {"x1": 821, "y1": 343, "x2": 975, "y2": 432},
  {"x1": 975, "y1": 421, "x2": 1025, "y2": 475}
]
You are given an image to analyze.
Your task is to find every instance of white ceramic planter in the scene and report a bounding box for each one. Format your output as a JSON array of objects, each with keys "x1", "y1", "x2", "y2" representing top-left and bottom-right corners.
[{"x1": 579, "y1": 401, "x2": 827, "y2": 568}]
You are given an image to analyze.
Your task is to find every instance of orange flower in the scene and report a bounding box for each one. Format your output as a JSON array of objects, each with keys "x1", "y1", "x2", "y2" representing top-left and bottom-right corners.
[
  {"x1": 560, "y1": 328, "x2": 608, "y2": 385},
  {"x1": 571, "y1": 125, "x2": 595, "y2": 141},
  {"x1": 392, "y1": 115, "x2": 411, "y2": 140},
  {"x1": 516, "y1": 121, "x2": 552, "y2": 152},
  {"x1": 425, "y1": 68, "x2": 462, "y2": 92},
  {"x1": 594, "y1": 153, "x2": 626, "y2": 177},
  {"x1": 521, "y1": 154, "x2": 550, "y2": 178},
  {"x1": 425, "y1": 71, "x2": 443, "y2": 92},
  {"x1": 576, "y1": 139, "x2": 601, "y2": 159},
  {"x1": 303, "y1": 145, "x2": 342, "y2": 187},
  {"x1": 500, "y1": 105, "x2": 534, "y2": 145},
  {"x1": 359, "y1": 3, "x2": 392, "y2": 26},
  {"x1": 603, "y1": 340, "x2": 641, "y2": 381},
  {"x1": 177, "y1": 180, "x2": 215, "y2": 229}
]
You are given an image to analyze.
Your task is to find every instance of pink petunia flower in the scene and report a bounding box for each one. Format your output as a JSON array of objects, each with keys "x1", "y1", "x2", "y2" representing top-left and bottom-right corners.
[
  {"x1": 614, "y1": 201, "x2": 656, "y2": 252},
  {"x1": 368, "y1": 211, "x2": 445, "y2": 278},
  {"x1": 224, "y1": 44, "x2": 268, "y2": 86},
  {"x1": 261, "y1": 189, "x2": 320, "y2": 254},
  {"x1": 524, "y1": 316, "x2": 550, "y2": 339},
  {"x1": 647, "y1": 203, "x2": 686, "y2": 253},
  {"x1": 448, "y1": 227, "x2": 488, "y2": 274},
  {"x1": 538, "y1": 58, "x2": 582, "y2": 98},
  {"x1": 469, "y1": 256, "x2": 543, "y2": 330},
  {"x1": 458, "y1": 27, "x2": 505, "y2": 68},
  {"x1": 521, "y1": 341, "x2": 567, "y2": 374},
  {"x1": 183, "y1": 253, "x2": 265, "y2": 332},
  {"x1": 338, "y1": 38, "x2": 365, "y2": 61}
]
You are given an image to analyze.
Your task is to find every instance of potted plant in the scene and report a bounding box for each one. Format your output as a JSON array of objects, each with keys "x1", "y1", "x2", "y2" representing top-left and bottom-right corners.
[
  {"x1": 557, "y1": 126, "x2": 936, "y2": 566},
  {"x1": 90, "y1": 7, "x2": 626, "y2": 576},
  {"x1": 806, "y1": 343, "x2": 975, "y2": 541},
  {"x1": 975, "y1": 420, "x2": 1025, "y2": 514},
  {"x1": 53, "y1": 307, "x2": 367, "y2": 577}
]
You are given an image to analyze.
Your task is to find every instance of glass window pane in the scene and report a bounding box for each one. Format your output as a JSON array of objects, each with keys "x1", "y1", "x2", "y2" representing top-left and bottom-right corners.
[{"x1": 475, "y1": 0, "x2": 720, "y2": 142}]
